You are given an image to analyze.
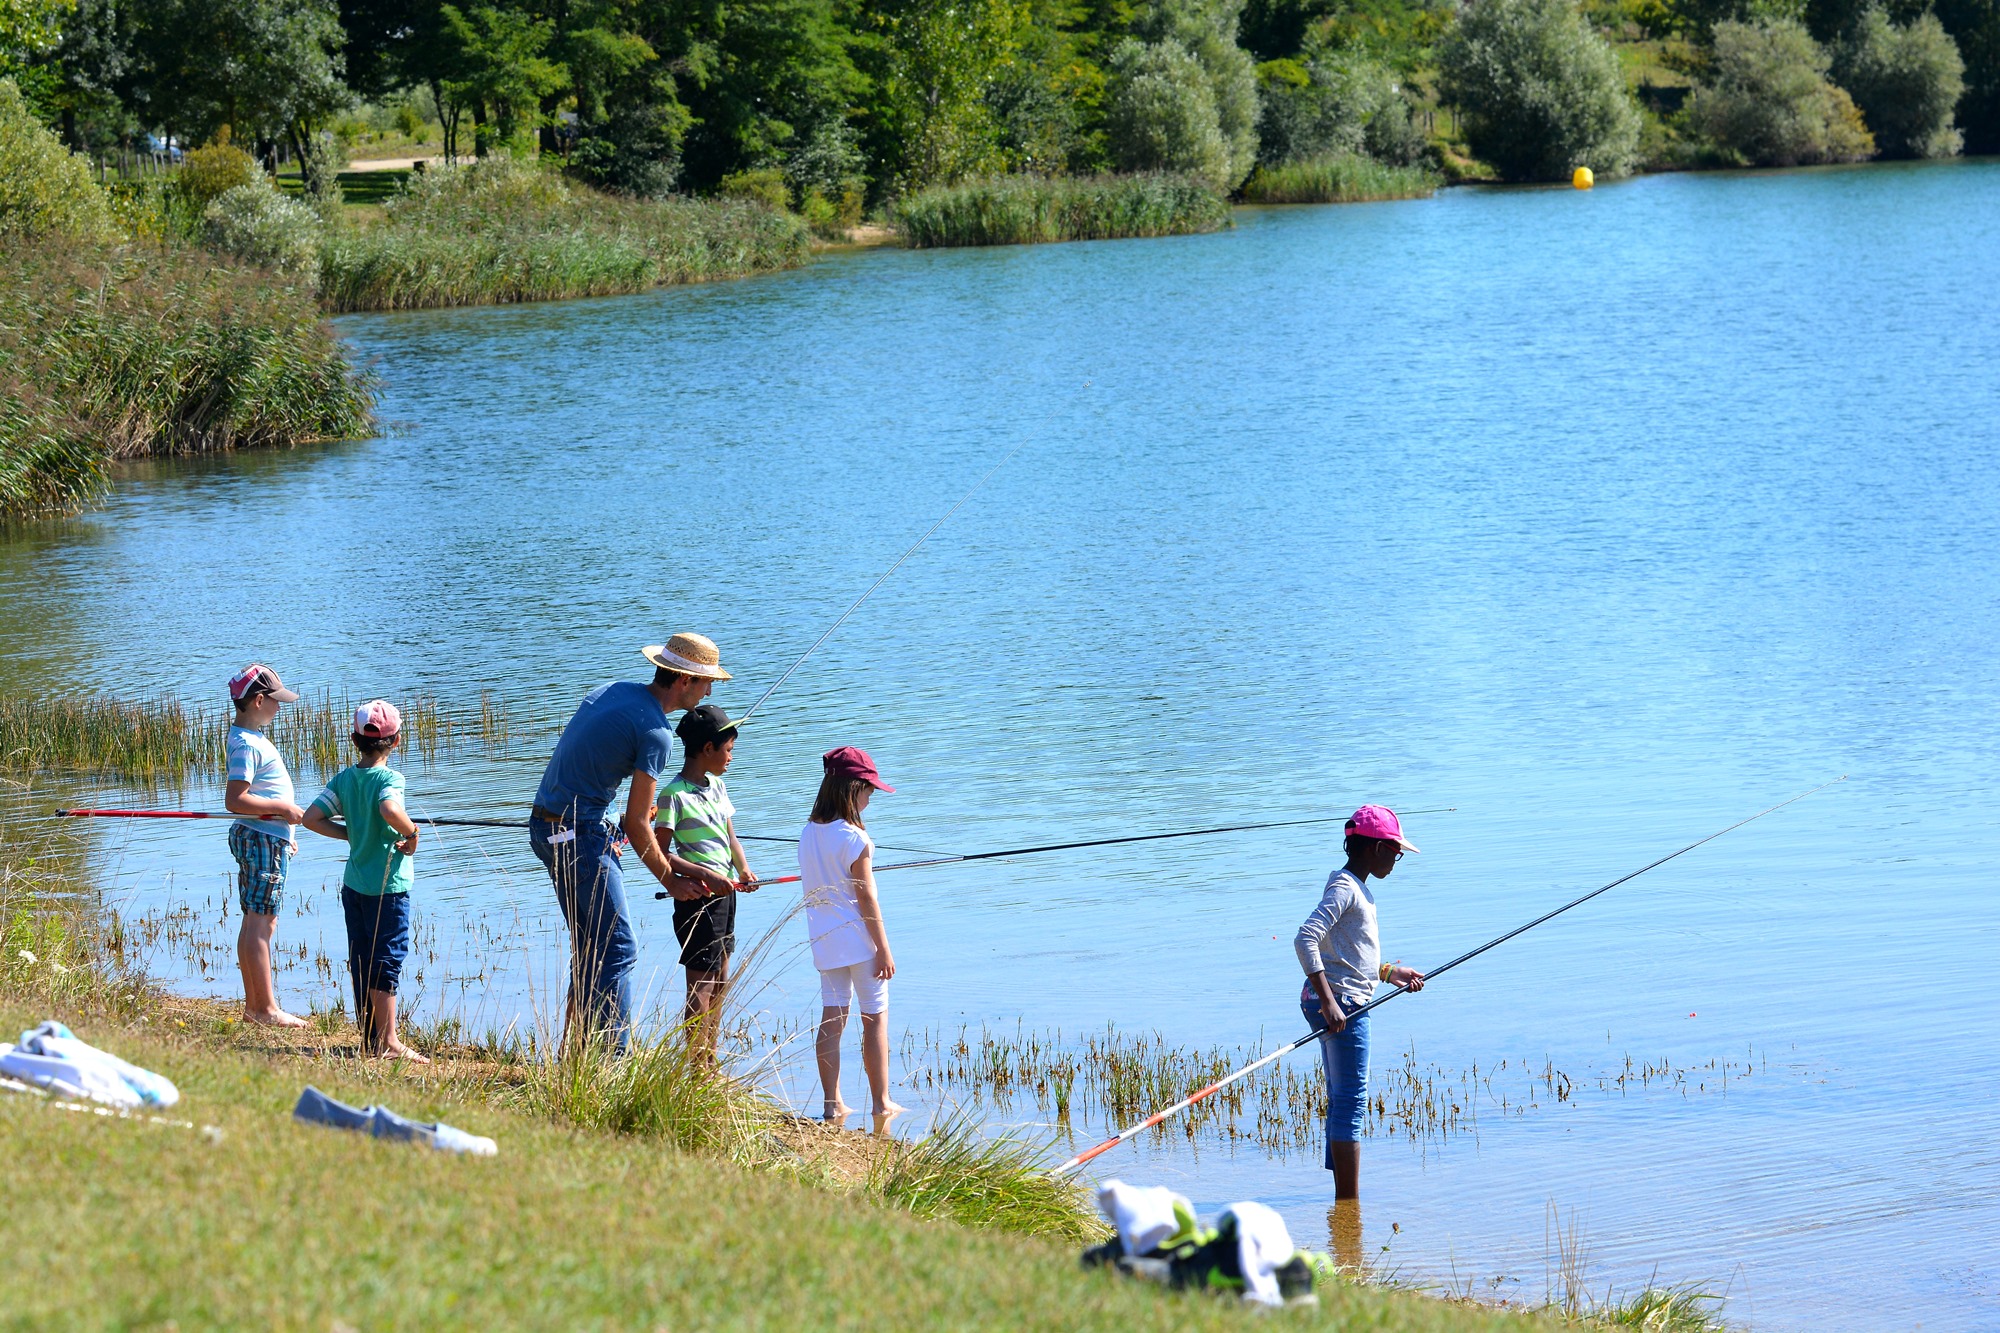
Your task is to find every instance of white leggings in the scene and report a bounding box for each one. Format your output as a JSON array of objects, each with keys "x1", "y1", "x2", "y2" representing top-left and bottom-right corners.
[{"x1": 818, "y1": 961, "x2": 888, "y2": 1015}]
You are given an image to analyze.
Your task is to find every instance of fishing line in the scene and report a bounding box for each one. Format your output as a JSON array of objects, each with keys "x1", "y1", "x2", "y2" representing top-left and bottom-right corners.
[
  {"x1": 653, "y1": 807, "x2": 1458, "y2": 897},
  {"x1": 1051, "y1": 777, "x2": 1846, "y2": 1177},
  {"x1": 736, "y1": 382, "x2": 1091, "y2": 724}
]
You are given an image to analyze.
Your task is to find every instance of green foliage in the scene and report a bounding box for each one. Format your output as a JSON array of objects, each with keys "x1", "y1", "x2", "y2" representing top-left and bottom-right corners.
[
  {"x1": 1240, "y1": 147, "x2": 1437, "y2": 198},
  {"x1": 1255, "y1": 49, "x2": 1422, "y2": 164},
  {"x1": 1119, "y1": 0, "x2": 1260, "y2": 185},
  {"x1": 0, "y1": 237, "x2": 374, "y2": 516},
  {"x1": 1437, "y1": 0, "x2": 1642, "y2": 180},
  {"x1": 867, "y1": 1111, "x2": 1107, "y2": 1241},
  {"x1": 174, "y1": 136, "x2": 257, "y2": 206},
  {"x1": 891, "y1": 169, "x2": 1228, "y2": 244},
  {"x1": 318, "y1": 157, "x2": 809, "y2": 310},
  {"x1": 718, "y1": 164, "x2": 790, "y2": 208},
  {"x1": 1836, "y1": 6, "x2": 1964, "y2": 156},
  {"x1": 1924, "y1": 0, "x2": 1998, "y2": 153},
  {"x1": 0, "y1": 75, "x2": 112, "y2": 240},
  {"x1": 203, "y1": 180, "x2": 323, "y2": 276},
  {"x1": 860, "y1": 0, "x2": 1026, "y2": 190},
  {"x1": 440, "y1": 3, "x2": 564, "y2": 155},
  {"x1": 1688, "y1": 16, "x2": 1874, "y2": 163}
]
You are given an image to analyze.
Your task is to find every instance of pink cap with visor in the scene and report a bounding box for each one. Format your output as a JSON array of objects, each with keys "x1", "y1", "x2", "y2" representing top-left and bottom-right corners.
[
  {"x1": 353, "y1": 700, "x2": 402, "y2": 738},
  {"x1": 823, "y1": 746, "x2": 893, "y2": 793},
  {"x1": 1346, "y1": 805, "x2": 1418, "y2": 853},
  {"x1": 228, "y1": 663, "x2": 299, "y2": 703}
]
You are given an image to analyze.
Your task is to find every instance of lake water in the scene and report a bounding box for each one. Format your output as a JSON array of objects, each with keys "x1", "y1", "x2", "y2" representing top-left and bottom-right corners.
[{"x1": 5, "y1": 160, "x2": 1999, "y2": 1330}]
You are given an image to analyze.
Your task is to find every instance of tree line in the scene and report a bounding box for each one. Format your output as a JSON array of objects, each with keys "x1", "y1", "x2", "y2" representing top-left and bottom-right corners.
[{"x1": 2, "y1": 0, "x2": 1994, "y2": 202}]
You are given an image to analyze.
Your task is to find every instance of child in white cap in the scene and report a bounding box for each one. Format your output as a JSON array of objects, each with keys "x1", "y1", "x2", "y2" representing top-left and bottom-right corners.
[
  {"x1": 224, "y1": 663, "x2": 308, "y2": 1028},
  {"x1": 303, "y1": 700, "x2": 427, "y2": 1061}
]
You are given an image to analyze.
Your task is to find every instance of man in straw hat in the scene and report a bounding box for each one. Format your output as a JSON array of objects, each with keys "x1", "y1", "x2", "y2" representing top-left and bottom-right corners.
[{"x1": 530, "y1": 633, "x2": 731, "y2": 1051}]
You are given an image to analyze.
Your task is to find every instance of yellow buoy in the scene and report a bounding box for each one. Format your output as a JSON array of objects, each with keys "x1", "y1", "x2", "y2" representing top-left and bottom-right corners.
[{"x1": 1573, "y1": 166, "x2": 1595, "y2": 190}]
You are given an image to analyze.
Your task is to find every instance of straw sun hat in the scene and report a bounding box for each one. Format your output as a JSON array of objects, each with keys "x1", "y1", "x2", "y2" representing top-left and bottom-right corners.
[{"x1": 642, "y1": 632, "x2": 732, "y2": 680}]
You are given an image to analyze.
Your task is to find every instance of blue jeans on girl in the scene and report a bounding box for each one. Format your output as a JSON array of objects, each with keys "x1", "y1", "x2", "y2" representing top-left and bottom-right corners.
[{"x1": 1300, "y1": 992, "x2": 1370, "y2": 1166}]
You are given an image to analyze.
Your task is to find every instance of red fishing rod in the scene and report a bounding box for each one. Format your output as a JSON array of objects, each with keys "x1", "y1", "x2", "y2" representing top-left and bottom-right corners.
[
  {"x1": 652, "y1": 809, "x2": 1458, "y2": 897},
  {"x1": 1051, "y1": 778, "x2": 1845, "y2": 1178}
]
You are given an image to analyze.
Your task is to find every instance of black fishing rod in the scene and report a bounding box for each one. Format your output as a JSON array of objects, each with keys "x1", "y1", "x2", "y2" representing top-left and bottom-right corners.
[
  {"x1": 654, "y1": 807, "x2": 1458, "y2": 896},
  {"x1": 1052, "y1": 777, "x2": 1846, "y2": 1176}
]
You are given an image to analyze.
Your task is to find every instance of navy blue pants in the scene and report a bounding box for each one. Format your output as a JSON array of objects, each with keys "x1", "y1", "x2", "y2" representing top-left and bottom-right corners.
[
  {"x1": 530, "y1": 815, "x2": 636, "y2": 1051},
  {"x1": 341, "y1": 886, "x2": 411, "y2": 1047}
]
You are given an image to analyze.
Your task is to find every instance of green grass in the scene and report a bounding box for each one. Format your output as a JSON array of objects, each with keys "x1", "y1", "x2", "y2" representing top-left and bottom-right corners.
[
  {"x1": 0, "y1": 237, "x2": 375, "y2": 518},
  {"x1": 892, "y1": 173, "x2": 1232, "y2": 249},
  {"x1": 1241, "y1": 154, "x2": 1443, "y2": 205},
  {"x1": 317, "y1": 158, "x2": 812, "y2": 312}
]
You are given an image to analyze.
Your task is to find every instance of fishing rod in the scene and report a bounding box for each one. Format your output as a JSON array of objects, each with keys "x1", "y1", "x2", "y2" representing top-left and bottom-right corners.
[
  {"x1": 653, "y1": 808, "x2": 1458, "y2": 897},
  {"x1": 1051, "y1": 777, "x2": 1846, "y2": 1178},
  {"x1": 50, "y1": 807, "x2": 945, "y2": 852},
  {"x1": 737, "y1": 384, "x2": 1089, "y2": 724}
]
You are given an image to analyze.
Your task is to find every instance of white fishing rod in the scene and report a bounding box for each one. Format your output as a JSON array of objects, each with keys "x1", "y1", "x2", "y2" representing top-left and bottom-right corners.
[{"x1": 1052, "y1": 777, "x2": 1847, "y2": 1177}]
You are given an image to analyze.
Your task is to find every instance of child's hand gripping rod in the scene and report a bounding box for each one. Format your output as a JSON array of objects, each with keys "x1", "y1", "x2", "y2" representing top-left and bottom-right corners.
[{"x1": 1051, "y1": 778, "x2": 1845, "y2": 1178}]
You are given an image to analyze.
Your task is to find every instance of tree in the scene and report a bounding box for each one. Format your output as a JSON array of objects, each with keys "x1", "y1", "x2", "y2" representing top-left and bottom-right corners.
[
  {"x1": 1687, "y1": 15, "x2": 1874, "y2": 163},
  {"x1": 439, "y1": 3, "x2": 566, "y2": 154},
  {"x1": 1254, "y1": 47, "x2": 1417, "y2": 163},
  {"x1": 858, "y1": 0, "x2": 1025, "y2": 191},
  {"x1": 1927, "y1": 0, "x2": 1998, "y2": 151},
  {"x1": 1436, "y1": 0, "x2": 1641, "y2": 180},
  {"x1": 1103, "y1": 0, "x2": 1256, "y2": 187},
  {"x1": 1836, "y1": 5, "x2": 1964, "y2": 155}
]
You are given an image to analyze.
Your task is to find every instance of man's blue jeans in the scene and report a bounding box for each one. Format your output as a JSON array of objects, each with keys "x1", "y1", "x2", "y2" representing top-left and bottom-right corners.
[{"x1": 531, "y1": 814, "x2": 636, "y2": 1050}]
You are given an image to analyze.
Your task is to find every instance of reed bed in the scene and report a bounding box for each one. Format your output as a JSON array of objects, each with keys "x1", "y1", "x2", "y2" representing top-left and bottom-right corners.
[
  {"x1": 318, "y1": 159, "x2": 811, "y2": 312},
  {"x1": 1241, "y1": 153, "x2": 1442, "y2": 205},
  {"x1": 0, "y1": 237, "x2": 376, "y2": 517},
  {"x1": 892, "y1": 173, "x2": 1231, "y2": 249},
  {"x1": 902, "y1": 1022, "x2": 1772, "y2": 1158},
  {"x1": 0, "y1": 688, "x2": 513, "y2": 781}
]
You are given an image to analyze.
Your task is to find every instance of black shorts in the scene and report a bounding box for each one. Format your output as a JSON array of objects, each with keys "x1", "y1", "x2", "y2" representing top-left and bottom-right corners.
[{"x1": 673, "y1": 893, "x2": 736, "y2": 972}]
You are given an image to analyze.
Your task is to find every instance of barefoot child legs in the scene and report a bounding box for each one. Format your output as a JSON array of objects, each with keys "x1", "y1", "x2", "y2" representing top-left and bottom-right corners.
[
  {"x1": 302, "y1": 702, "x2": 427, "y2": 1062},
  {"x1": 224, "y1": 664, "x2": 309, "y2": 1028},
  {"x1": 798, "y1": 747, "x2": 902, "y2": 1119},
  {"x1": 656, "y1": 705, "x2": 756, "y2": 1064}
]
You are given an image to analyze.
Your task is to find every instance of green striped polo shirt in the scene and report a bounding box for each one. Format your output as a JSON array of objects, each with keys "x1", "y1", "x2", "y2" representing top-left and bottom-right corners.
[{"x1": 658, "y1": 773, "x2": 736, "y2": 889}]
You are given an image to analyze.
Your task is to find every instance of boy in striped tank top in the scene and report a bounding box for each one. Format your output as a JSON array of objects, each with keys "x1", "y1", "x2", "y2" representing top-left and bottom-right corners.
[{"x1": 656, "y1": 704, "x2": 755, "y2": 1060}]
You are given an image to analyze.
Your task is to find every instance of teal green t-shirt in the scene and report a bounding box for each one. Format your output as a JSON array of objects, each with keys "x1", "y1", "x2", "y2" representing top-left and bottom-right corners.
[{"x1": 310, "y1": 764, "x2": 412, "y2": 895}]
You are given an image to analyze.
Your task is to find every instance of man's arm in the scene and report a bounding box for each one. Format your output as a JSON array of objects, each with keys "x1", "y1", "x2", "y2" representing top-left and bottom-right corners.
[{"x1": 623, "y1": 771, "x2": 675, "y2": 886}]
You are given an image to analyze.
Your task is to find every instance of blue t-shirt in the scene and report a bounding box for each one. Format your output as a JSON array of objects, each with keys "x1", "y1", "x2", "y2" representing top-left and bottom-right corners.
[{"x1": 532, "y1": 681, "x2": 674, "y2": 823}]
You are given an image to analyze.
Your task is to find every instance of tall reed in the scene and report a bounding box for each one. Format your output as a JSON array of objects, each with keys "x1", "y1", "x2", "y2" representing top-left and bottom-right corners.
[
  {"x1": 318, "y1": 159, "x2": 812, "y2": 312},
  {"x1": 892, "y1": 173, "x2": 1232, "y2": 248},
  {"x1": 0, "y1": 237, "x2": 376, "y2": 517},
  {"x1": 1241, "y1": 153, "x2": 1442, "y2": 204},
  {"x1": 867, "y1": 1109, "x2": 1106, "y2": 1242}
]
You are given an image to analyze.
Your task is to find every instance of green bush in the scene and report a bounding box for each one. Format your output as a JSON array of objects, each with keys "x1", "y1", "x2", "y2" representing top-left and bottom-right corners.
[
  {"x1": 1437, "y1": 0, "x2": 1642, "y2": 181},
  {"x1": 718, "y1": 167, "x2": 789, "y2": 211},
  {"x1": 1104, "y1": 0, "x2": 1260, "y2": 190},
  {"x1": 1837, "y1": 7, "x2": 1965, "y2": 158},
  {"x1": 892, "y1": 172, "x2": 1230, "y2": 247},
  {"x1": 1241, "y1": 151, "x2": 1442, "y2": 202},
  {"x1": 1255, "y1": 53, "x2": 1424, "y2": 167},
  {"x1": 204, "y1": 182, "x2": 325, "y2": 278},
  {"x1": 174, "y1": 140, "x2": 259, "y2": 208},
  {"x1": 0, "y1": 239, "x2": 375, "y2": 516},
  {"x1": 1689, "y1": 17, "x2": 1876, "y2": 165},
  {"x1": 318, "y1": 158, "x2": 810, "y2": 311},
  {"x1": 0, "y1": 77, "x2": 115, "y2": 242}
]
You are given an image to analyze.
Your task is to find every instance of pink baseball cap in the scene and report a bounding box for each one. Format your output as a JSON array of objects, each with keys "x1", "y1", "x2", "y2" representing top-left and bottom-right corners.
[
  {"x1": 1347, "y1": 805, "x2": 1419, "y2": 853},
  {"x1": 353, "y1": 700, "x2": 402, "y2": 738},
  {"x1": 228, "y1": 663, "x2": 299, "y2": 703},
  {"x1": 823, "y1": 746, "x2": 894, "y2": 793}
]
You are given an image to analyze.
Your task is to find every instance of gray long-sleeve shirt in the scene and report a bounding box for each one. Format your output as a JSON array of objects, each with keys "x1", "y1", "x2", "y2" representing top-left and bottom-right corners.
[{"x1": 1294, "y1": 866, "x2": 1379, "y2": 1012}]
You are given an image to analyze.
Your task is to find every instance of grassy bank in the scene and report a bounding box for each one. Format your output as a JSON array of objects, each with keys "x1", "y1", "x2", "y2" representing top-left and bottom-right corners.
[
  {"x1": 318, "y1": 159, "x2": 812, "y2": 312},
  {"x1": 1241, "y1": 154, "x2": 1443, "y2": 204},
  {"x1": 893, "y1": 173, "x2": 1232, "y2": 248}
]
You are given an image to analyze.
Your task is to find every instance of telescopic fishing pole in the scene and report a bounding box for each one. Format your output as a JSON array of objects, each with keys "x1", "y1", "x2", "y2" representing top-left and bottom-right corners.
[
  {"x1": 1050, "y1": 777, "x2": 1846, "y2": 1178},
  {"x1": 653, "y1": 808, "x2": 1458, "y2": 897}
]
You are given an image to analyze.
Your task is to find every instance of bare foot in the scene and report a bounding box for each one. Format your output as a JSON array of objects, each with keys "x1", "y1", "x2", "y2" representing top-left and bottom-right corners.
[
  {"x1": 244, "y1": 1008, "x2": 310, "y2": 1029},
  {"x1": 822, "y1": 1101, "x2": 854, "y2": 1122},
  {"x1": 871, "y1": 1098, "x2": 906, "y2": 1116},
  {"x1": 378, "y1": 1040, "x2": 431, "y2": 1064}
]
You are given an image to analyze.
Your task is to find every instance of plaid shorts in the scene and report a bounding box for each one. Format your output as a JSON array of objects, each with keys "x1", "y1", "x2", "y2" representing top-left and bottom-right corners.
[{"x1": 228, "y1": 823, "x2": 292, "y2": 916}]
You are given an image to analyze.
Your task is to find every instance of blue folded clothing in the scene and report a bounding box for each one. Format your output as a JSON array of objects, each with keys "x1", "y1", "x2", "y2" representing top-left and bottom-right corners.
[{"x1": 292, "y1": 1086, "x2": 497, "y2": 1155}]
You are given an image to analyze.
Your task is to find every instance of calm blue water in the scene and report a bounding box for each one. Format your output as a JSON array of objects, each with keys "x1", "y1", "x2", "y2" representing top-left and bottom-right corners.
[{"x1": 5, "y1": 159, "x2": 1999, "y2": 1330}]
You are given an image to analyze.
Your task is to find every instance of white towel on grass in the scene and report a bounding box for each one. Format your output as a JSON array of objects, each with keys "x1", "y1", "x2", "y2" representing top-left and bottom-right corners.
[
  {"x1": 1096, "y1": 1180, "x2": 1192, "y2": 1257},
  {"x1": 0, "y1": 1022, "x2": 179, "y2": 1109},
  {"x1": 1218, "y1": 1201, "x2": 1296, "y2": 1306}
]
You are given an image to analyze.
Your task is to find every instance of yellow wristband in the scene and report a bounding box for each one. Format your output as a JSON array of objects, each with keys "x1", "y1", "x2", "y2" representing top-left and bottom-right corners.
[{"x1": 1379, "y1": 962, "x2": 1394, "y2": 982}]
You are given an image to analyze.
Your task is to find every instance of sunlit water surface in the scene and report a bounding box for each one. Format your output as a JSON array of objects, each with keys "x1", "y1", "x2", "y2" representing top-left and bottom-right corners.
[{"x1": 4, "y1": 160, "x2": 1999, "y2": 1330}]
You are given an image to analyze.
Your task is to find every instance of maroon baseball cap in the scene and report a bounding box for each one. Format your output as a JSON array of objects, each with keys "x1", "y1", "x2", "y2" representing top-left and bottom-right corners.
[
  {"x1": 228, "y1": 663, "x2": 299, "y2": 703},
  {"x1": 823, "y1": 746, "x2": 893, "y2": 793}
]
